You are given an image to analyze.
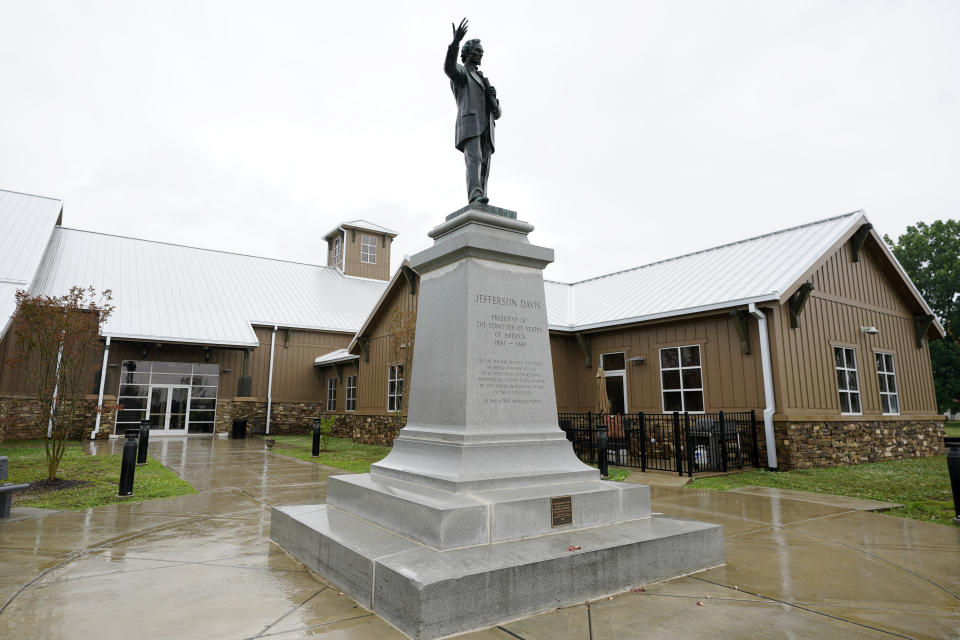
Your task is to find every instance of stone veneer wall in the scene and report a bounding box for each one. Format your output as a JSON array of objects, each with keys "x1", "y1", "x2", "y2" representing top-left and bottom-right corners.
[
  {"x1": 0, "y1": 394, "x2": 117, "y2": 441},
  {"x1": 212, "y1": 402, "x2": 405, "y2": 444},
  {"x1": 756, "y1": 419, "x2": 946, "y2": 470},
  {"x1": 334, "y1": 414, "x2": 407, "y2": 446}
]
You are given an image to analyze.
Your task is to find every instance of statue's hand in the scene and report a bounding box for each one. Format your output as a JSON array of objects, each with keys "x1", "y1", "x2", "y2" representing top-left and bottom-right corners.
[
  {"x1": 452, "y1": 18, "x2": 468, "y2": 44},
  {"x1": 485, "y1": 85, "x2": 497, "y2": 100}
]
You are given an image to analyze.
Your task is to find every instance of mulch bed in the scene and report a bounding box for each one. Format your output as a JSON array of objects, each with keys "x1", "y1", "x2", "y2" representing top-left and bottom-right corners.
[{"x1": 25, "y1": 478, "x2": 90, "y2": 495}]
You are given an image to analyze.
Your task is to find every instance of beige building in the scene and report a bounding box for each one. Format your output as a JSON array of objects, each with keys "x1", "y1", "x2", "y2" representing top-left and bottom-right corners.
[{"x1": 0, "y1": 189, "x2": 945, "y2": 469}]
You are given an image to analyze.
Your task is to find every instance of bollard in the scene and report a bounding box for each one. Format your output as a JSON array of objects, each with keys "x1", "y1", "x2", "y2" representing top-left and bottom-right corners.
[
  {"x1": 118, "y1": 429, "x2": 138, "y2": 497},
  {"x1": 597, "y1": 425, "x2": 609, "y2": 478},
  {"x1": 136, "y1": 420, "x2": 150, "y2": 466},
  {"x1": 946, "y1": 437, "x2": 960, "y2": 525},
  {"x1": 312, "y1": 418, "x2": 321, "y2": 457}
]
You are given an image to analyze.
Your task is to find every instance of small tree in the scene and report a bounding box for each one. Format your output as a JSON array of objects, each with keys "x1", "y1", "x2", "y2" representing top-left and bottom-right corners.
[
  {"x1": 387, "y1": 305, "x2": 417, "y2": 424},
  {"x1": 9, "y1": 286, "x2": 114, "y2": 481}
]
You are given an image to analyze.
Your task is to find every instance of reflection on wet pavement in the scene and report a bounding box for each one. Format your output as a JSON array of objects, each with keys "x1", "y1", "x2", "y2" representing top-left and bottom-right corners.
[{"x1": 1, "y1": 437, "x2": 958, "y2": 639}]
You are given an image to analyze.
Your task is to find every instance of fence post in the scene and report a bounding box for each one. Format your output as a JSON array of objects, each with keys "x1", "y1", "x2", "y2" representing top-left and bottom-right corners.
[
  {"x1": 684, "y1": 412, "x2": 695, "y2": 478},
  {"x1": 587, "y1": 411, "x2": 594, "y2": 464},
  {"x1": 639, "y1": 412, "x2": 647, "y2": 472},
  {"x1": 597, "y1": 424, "x2": 608, "y2": 478},
  {"x1": 717, "y1": 411, "x2": 728, "y2": 473},
  {"x1": 672, "y1": 412, "x2": 683, "y2": 476},
  {"x1": 750, "y1": 410, "x2": 761, "y2": 468}
]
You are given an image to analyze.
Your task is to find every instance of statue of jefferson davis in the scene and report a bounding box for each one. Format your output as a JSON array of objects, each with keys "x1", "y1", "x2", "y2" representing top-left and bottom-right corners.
[{"x1": 444, "y1": 18, "x2": 501, "y2": 204}]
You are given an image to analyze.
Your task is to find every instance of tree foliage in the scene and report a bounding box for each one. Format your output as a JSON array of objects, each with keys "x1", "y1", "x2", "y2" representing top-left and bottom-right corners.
[
  {"x1": 884, "y1": 220, "x2": 960, "y2": 413},
  {"x1": 8, "y1": 286, "x2": 114, "y2": 480}
]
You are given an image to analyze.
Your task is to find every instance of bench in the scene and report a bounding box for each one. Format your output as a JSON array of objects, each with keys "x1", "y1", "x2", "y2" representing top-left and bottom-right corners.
[{"x1": 0, "y1": 456, "x2": 31, "y2": 519}]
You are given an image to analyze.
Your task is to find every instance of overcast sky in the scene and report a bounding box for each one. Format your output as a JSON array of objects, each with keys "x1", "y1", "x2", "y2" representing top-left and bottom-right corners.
[{"x1": 2, "y1": 1, "x2": 958, "y2": 283}]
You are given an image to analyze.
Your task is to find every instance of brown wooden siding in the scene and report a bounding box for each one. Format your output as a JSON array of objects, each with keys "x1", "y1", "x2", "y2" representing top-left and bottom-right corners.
[
  {"x1": 326, "y1": 232, "x2": 341, "y2": 268},
  {"x1": 770, "y1": 242, "x2": 938, "y2": 418},
  {"x1": 355, "y1": 280, "x2": 417, "y2": 414},
  {"x1": 550, "y1": 312, "x2": 765, "y2": 414},
  {"x1": 316, "y1": 361, "x2": 359, "y2": 413},
  {"x1": 343, "y1": 230, "x2": 391, "y2": 281}
]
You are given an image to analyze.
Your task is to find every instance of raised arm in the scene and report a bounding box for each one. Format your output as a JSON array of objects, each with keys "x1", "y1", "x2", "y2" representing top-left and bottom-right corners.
[{"x1": 444, "y1": 18, "x2": 468, "y2": 85}]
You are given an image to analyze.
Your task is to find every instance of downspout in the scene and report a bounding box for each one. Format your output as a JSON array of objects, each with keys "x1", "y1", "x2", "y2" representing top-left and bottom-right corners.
[
  {"x1": 91, "y1": 336, "x2": 111, "y2": 440},
  {"x1": 47, "y1": 340, "x2": 64, "y2": 438},
  {"x1": 265, "y1": 326, "x2": 278, "y2": 435},
  {"x1": 749, "y1": 303, "x2": 778, "y2": 469}
]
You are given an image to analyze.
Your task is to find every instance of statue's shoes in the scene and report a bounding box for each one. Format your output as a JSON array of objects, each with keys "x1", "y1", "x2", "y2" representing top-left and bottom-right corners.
[{"x1": 472, "y1": 196, "x2": 489, "y2": 204}]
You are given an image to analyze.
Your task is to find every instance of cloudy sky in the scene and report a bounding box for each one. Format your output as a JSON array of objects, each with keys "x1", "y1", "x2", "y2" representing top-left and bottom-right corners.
[{"x1": 2, "y1": 1, "x2": 958, "y2": 283}]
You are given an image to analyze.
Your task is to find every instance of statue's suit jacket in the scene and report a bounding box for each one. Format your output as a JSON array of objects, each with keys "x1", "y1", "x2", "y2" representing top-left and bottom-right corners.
[{"x1": 444, "y1": 43, "x2": 501, "y2": 152}]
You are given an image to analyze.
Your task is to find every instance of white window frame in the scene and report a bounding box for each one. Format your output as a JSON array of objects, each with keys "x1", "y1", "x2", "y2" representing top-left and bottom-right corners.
[
  {"x1": 333, "y1": 236, "x2": 342, "y2": 269},
  {"x1": 345, "y1": 375, "x2": 357, "y2": 412},
  {"x1": 387, "y1": 364, "x2": 404, "y2": 412},
  {"x1": 360, "y1": 234, "x2": 377, "y2": 264},
  {"x1": 327, "y1": 377, "x2": 337, "y2": 411},
  {"x1": 876, "y1": 352, "x2": 900, "y2": 415},
  {"x1": 600, "y1": 352, "x2": 628, "y2": 414},
  {"x1": 659, "y1": 345, "x2": 704, "y2": 413},
  {"x1": 834, "y1": 346, "x2": 862, "y2": 415}
]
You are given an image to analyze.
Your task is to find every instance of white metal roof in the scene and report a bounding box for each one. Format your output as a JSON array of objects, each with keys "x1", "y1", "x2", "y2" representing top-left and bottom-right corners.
[
  {"x1": 313, "y1": 348, "x2": 359, "y2": 366},
  {"x1": 29, "y1": 228, "x2": 389, "y2": 346},
  {"x1": 323, "y1": 219, "x2": 398, "y2": 240},
  {"x1": 0, "y1": 190, "x2": 63, "y2": 339},
  {"x1": 545, "y1": 211, "x2": 897, "y2": 331}
]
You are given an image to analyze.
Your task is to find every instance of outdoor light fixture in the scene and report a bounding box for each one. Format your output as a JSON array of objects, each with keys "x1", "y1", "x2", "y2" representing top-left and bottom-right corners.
[
  {"x1": 861, "y1": 326, "x2": 880, "y2": 335},
  {"x1": 221, "y1": 368, "x2": 232, "y2": 374},
  {"x1": 204, "y1": 347, "x2": 211, "y2": 362},
  {"x1": 628, "y1": 356, "x2": 646, "y2": 365}
]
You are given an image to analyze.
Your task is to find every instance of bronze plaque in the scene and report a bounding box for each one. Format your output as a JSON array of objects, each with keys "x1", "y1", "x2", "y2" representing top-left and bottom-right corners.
[{"x1": 551, "y1": 495, "x2": 573, "y2": 527}]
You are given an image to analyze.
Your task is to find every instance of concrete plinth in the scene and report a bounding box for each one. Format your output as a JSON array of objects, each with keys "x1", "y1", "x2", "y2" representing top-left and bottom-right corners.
[
  {"x1": 271, "y1": 205, "x2": 724, "y2": 638},
  {"x1": 271, "y1": 504, "x2": 724, "y2": 640}
]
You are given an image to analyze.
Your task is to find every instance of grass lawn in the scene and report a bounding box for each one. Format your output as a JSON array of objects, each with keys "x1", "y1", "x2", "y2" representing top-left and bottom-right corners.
[
  {"x1": 946, "y1": 421, "x2": 960, "y2": 438},
  {"x1": 267, "y1": 435, "x2": 392, "y2": 473},
  {"x1": 1, "y1": 439, "x2": 196, "y2": 510},
  {"x1": 689, "y1": 456, "x2": 956, "y2": 526}
]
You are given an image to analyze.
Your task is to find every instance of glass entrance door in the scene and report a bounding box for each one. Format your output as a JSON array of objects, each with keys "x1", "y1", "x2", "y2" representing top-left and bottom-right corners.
[{"x1": 147, "y1": 385, "x2": 190, "y2": 434}]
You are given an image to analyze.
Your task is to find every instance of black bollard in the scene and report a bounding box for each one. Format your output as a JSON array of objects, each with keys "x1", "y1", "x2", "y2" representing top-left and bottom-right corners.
[
  {"x1": 118, "y1": 429, "x2": 138, "y2": 497},
  {"x1": 136, "y1": 420, "x2": 150, "y2": 466},
  {"x1": 312, "y1": 418, "x2": 321, "y2": 457},
  {"x1": 597, "y1": 425, "x2": 609, "y2": 478},
  {"x1": 946, "y1": 437, "x2": 960, "y2": 525}
]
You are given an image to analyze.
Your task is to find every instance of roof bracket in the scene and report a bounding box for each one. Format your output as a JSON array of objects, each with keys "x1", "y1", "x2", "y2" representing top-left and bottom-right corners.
[
  {"x1": 283, "y1": 327, "x2": 291, "y2": 348},
  {"x1": 336, "y1": 363, "x2": 344, "y2": 383},
  {"x1": 575, "y1": 332, "x2": 592, "y2": 368},
  {"x1": 382, "y1": 235, "x2": 387, "y2": 248},
  {"x1": 351, "y1": 229, "x2": 356, "y2": 242},
  {"x1": 730, "y1": 310, "x2": 751, "y2": 354},
  {"x1": 356, "y1": 336, "x2": 370, "y2": 363},
  {"x1": 401, "y1": 265, "x2": 417, "y2": 295},
  {"x1": 788, "y1": 282, "x2": 815, "y2": 329},
  {"x1": 913, "y1": 314, "x2": 934, "y2": 348},
  {"x1": 849, "y1": 223, "x2": 873, "y2": 262}
]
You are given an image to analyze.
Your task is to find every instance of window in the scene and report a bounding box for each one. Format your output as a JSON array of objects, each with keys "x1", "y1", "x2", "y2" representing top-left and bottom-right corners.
[
  {"x1": 115, "y1": 360, "x2": 219, "y2": 434},
  {"x1": 834, "y1": 347, "x2": 861, "y2": 414},
  {"x1": 361, "y1": 234, "x2": 377, "y2": 264},
  {"x1": 333, "y1": 236, "x2": 342, "y2": 268},
  {"x1": 876, "y1": 352, "x2": 899, "y2": 415},
  {"x1": 327, "y1": 378, "x2": 337, "y2": 411},
  {"x1": 345, "y1": 375, "x2": 357, "y2": 411},
  {"x1": 600, "y1": 352, "x2": 627, "y2": 414},
  {"x1": 659, "y1": 345, "x2": 704, "y2": 412},
  {"x1": 388, "y1": 364, "x2": 404, "y2": 412}
]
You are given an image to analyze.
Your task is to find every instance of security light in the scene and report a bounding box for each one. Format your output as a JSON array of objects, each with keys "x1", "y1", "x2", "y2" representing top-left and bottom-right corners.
[{"x1": 861, "y1": 326, "x2": 880, "y2": 335}]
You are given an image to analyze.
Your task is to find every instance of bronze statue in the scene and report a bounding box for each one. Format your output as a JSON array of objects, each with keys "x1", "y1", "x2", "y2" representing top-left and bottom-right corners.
[{"x1": 445, "y1": 18, "x2": 501, "y2": 204}]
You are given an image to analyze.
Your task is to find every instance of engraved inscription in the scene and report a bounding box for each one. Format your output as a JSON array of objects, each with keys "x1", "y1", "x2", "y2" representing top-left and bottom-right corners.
[
  {"x1": 551, "y1": 496, "x2": 573, "y2": 527},
  {"x1": 477, "y1": 358, "x2": 546, "y2": 405}
]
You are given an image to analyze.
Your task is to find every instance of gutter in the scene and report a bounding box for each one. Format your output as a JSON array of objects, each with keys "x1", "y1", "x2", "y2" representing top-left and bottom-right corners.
[
  {"x1": 749, "y1": 303, "x2": 778, "y2": 469},
  {"x1": 91, "y1": 336, "x2": 111, "y2": 440},
  {"x1": 265, "y1": 325, "x2": 278, "y2": 435}
]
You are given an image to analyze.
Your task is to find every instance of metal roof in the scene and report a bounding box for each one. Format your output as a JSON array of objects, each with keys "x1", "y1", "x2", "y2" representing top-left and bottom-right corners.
[
  {"x1": 545, "y1": 211, "x2": 892, "y2": 331},
  {"x1": 323, "y1": 219, "x2": 398, "y2": 240},
  {"x1": 29, "y1": 228, "x2": 388, "y2": 346},
  {"x1": 0, "y1": 190, "x2": 63, "y2": 338},
  {"x1": 314, "y1": 348, "x2": 359, "y2": 366}
]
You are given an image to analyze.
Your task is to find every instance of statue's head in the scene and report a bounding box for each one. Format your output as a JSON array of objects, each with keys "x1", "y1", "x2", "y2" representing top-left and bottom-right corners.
[{"x1": 461, "y1": 39, "x2": 483, "y2": 66}]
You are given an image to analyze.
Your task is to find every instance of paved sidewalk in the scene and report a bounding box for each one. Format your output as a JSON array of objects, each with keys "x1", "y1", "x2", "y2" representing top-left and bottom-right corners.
[{"x1": 1, "y1": 437, "x2": 958, "y2": 639}]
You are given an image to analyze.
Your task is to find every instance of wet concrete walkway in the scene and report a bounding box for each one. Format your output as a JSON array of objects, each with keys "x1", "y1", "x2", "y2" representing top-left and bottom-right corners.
[{"x1": 1, "y1": 437, "x2": 958, "y2": 639}]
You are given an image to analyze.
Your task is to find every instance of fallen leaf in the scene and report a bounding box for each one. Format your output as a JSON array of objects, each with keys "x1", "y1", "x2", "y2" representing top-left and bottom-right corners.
[
  {"x1": 567, "y1": 545, "x2": 582, "y2": 551},
  {"x1": 697, "y1": 601, "x2": 704, "y2": 607}
]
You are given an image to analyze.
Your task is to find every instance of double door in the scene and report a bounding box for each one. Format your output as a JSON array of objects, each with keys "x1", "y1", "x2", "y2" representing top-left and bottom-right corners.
[{"x1": 148, "y1": 385, "x2": 190, "y2": 434}]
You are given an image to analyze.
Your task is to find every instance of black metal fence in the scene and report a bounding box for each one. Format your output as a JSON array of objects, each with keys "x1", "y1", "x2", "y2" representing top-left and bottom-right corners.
[{"x1": 557, "y1": 410, "x2": 760, "y2": 477}]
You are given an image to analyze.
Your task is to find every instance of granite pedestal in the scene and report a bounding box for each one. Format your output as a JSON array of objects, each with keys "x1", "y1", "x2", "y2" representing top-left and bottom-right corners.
[{"x1": 271, "y1": 205, "x2": 724, "y2": 639}]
